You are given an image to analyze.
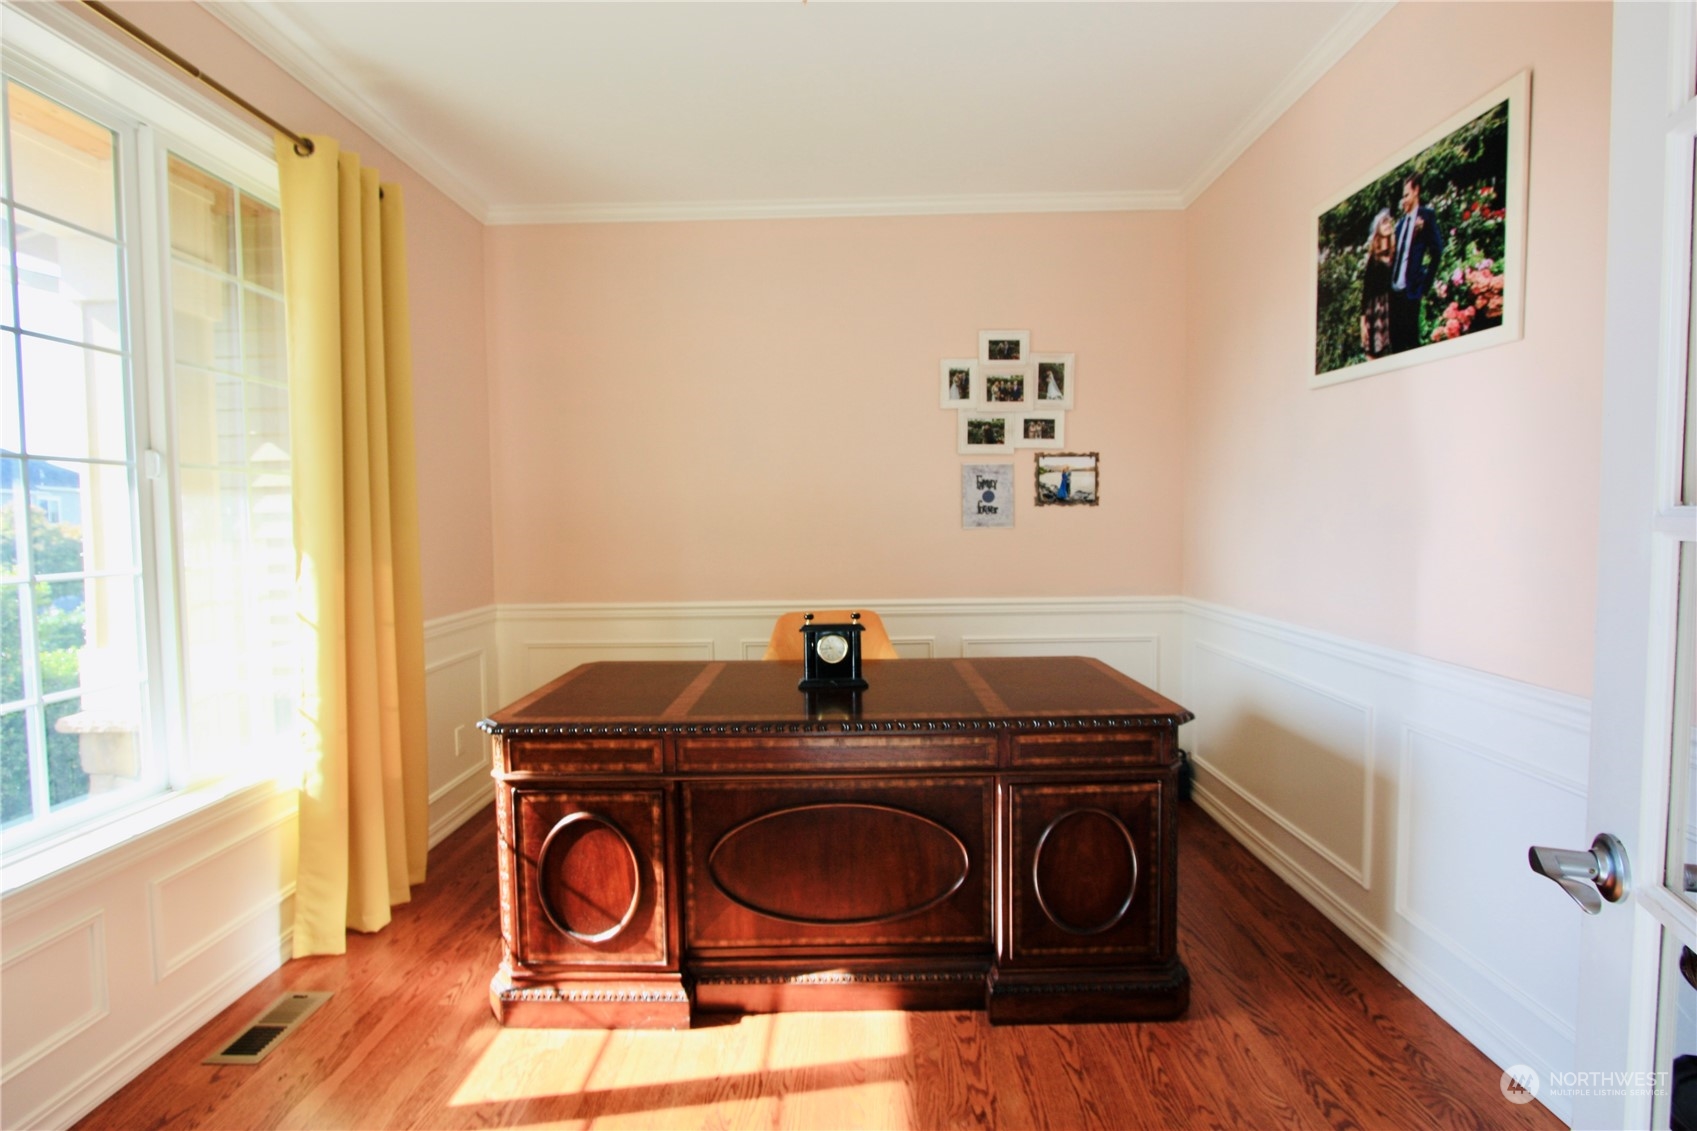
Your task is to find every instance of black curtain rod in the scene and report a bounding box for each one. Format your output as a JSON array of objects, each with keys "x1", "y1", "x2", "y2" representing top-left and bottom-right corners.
[{"x1": 82, "y1": 0, "x2": 315, "y2": 157}]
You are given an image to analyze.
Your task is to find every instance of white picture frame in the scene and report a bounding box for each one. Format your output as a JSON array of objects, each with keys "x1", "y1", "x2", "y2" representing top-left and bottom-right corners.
[
  {"x1": 1013, "y1": 411, "x2": 1066, "y2": 449},
  {"x1": 979, "y1": 363, "x2": 1034, "y2": 410},
  {"x1": 957, "y1": 410, "x2": 1014, "y2": 455},
  {"x1": 979, "y1": 329, "x2": 1031, "y2": 364},
  {"x1": 939, "y1": 358, "x2": 978, "y2": 408},
  {"x1": 1310, "y1": 69, "x2": 1530, "y2": 388},
  {"x1": 1031, "y1": 352, "x2": 1075, "y2": 410}
]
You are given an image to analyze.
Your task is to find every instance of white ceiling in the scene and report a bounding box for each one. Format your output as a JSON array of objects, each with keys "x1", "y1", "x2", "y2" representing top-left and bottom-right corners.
[{"x1": 206, "y1": 1, "x2": 1391, "y2": 225}]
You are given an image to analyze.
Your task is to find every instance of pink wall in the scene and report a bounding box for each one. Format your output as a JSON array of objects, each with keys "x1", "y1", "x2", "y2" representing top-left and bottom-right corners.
[
  {"x1": 95, "y1": 2, "x2": 496, "y2": 621},
  {"x1": 1182, "y1": 2, "x2": 1611, "y2": 697},
  {"x1": 87, "y1": 3, "x2": 1612, "y2": 698},
  {"x1": 485, "y1": 212, "x2": 1187, "y2": 604}
]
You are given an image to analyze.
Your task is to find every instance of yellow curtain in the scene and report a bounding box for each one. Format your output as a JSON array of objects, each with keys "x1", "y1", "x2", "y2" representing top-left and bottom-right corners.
[{"x1": 275, "y1": 135, "x2": 430, "y2": 957}]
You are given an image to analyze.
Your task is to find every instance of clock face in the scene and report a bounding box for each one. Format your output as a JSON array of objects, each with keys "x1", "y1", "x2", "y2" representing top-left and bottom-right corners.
[{"x1": 814, "y1": 633, "x2": 851, "y2": 665}]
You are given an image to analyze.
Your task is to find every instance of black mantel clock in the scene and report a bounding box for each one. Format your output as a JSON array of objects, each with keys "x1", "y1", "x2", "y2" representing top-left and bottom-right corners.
[{"x1": 797, "y1": 612, "x2": 868, "y2": 691}]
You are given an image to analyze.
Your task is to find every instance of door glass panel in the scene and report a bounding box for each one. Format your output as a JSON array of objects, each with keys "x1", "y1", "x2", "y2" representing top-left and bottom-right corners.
[
  {"x1": 166, "y1": 155, "x2": 233, "y2": 274},
  {"x1": 239, "y1": 195, "x2": 282, "y2": 290},
  {"x1": 30, "y1": 460, "x2": 135, "y2": 575},
  {"x1": 19, "y1": 336, "x2": 125, "y2": 462},
  {"x1": 0, "y1": 708, "x2": 28, "y2": 826},
  {"x1": 1686, "y1": 143, "x2": 1697, "y2": 504},
  {"x1": 1673, "y1": 542, "x2": 1696, "y2": 911},
  {"x1": 1, "y1": 214, "x2": 15, "y2": 331},
  {"x1": 6, "y1": 82, "x2": 115, "y2": 240},
  {"x1": 241, "y1": 291, "x2": 284, "y2": 381},
  {"x1": 171, "y1": 261, "x2": 237, "y2": 374},
  {"x1": 14, "y1": 210, "x2": 122, "y2": 350},
  {"x1": 1, "y1": 330, "x2": 17, "y2": 453},
  {"x1": 0, "y1": 456, "x2": 19, "y2": 582},
  {"x1": 1651, "y1": 930, "x2": 1696, "y2": 1130}
]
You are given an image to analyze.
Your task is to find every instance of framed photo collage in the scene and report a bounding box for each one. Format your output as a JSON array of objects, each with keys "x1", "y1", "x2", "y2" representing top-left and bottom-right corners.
[{"x1": 942, "y1": 330, "x2": 1093, "y2": 525}]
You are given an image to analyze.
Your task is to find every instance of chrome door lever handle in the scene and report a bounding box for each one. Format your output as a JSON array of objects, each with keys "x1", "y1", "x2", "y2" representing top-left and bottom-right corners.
[{"x1": 1528, "y1": 833, "x2": 1630, "y2": 915}]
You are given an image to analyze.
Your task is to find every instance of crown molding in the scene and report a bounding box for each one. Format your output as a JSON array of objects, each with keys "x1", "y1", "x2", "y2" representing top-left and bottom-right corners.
[
  {"x1": 1178, "y1": 1, "x2": 1393, "y2": 207},
  {"x1": 197, "y1": 0, "x2": 492, "y2": 222},
  {"x1": 486, "y1": 189, "x2": 1186, "y2": 227},
  {"x1": 198, "y1": 0, "x2": 1388, "y2": 227}
]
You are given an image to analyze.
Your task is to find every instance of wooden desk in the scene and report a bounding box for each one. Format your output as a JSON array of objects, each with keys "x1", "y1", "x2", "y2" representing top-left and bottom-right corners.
[{"x1": 480, "y1": 656, "x2": 1192, "y2": 1028}]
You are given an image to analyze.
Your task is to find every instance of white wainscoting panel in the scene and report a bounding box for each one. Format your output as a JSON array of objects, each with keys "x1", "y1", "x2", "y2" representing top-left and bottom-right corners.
[
  {"x1": 1397, "y1": 724, "x2": 1584, "y2": 1049},
  {"x1": 423, "y1": 606, "x2": 498, "y2": 846},
  {"x1": 492, "y1": 598, "x2": 1189, "y2": 706},
  {"x1": 962, "y1": 633, "x2": 1162, "y2": 690},
  {"x1": 0, "y1": 783, "x2": 297, "y2": 1130},
  {"x1": 0, "y1": 911, "x2": 107, "y2": 1083},
  {"x1": 523, "y1": 639, "x2": 716, "y2": 692},
  {"x1": 1183, "y1": 599, "x2": 1590, "y2": 1124},
  {"x1": 1188, "y1": 640, "x2": 1373, "y2": 886},
  {"x1": 146, "y1": 810, "x2": 298, "y2": 982}
]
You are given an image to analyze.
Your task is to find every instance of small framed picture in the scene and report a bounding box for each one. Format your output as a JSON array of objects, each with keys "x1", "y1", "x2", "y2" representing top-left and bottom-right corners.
[
  {"x1": 962, "y1": 463, "x2": 1014, "y2": 528},
  {"x1": 1014, "y1": 411, "x2": 1066, "y2": 449},
  {"x1": 939, "y1": 358, "x2": 977, "y2": 408},
  {"x1": 958, "y1": 411, "x2": 1014, "y2": 455},
  {"x1": 1034, "y1": 451, "x2": 1098, "y2": 506},
  {"x1": 980, "y1": 363, "x2": 1033, "y2": 409},
  {"x1": 1032, "y1": 353, "x2": 1075, "y2": 409},
  {"x1": 979, "y1": 329, "x2": 1030, "y2": 364}
]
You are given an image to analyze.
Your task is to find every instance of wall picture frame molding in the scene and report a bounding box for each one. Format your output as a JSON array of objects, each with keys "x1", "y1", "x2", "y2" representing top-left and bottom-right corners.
[
  {"x1": 1311, "y1": 69, "x2": 1530, "y2": 388},
  {"x1": 940, "y1": 358, "x2": 978, "y2": 408},
  {"x1": 1033, "y1": 353, "x2": 1076, "y2": 410},
  {"x1": 979, "y1": 329, "x2": 1031, "y2": 364},
  {"x1": 1035, "y1": 451, "x2": 1098, "y2": 506},
  {"x1": 958, "y1": 411, "x2": 1014, "y2": 455}
]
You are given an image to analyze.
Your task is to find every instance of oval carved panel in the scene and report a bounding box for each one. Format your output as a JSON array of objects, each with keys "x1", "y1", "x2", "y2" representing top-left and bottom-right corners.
[
  {"x1": 708, "y1": 803, "x2": 969, "y2": 926},
  {"x1": 1032, "y1": 808, "x2": 1138, "y2": 935},
  {"x1": 537, "y1": 812, "x2": 642, "y2": 943}
]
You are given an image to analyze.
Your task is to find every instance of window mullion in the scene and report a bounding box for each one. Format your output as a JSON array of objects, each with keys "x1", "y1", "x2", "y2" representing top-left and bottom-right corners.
[{"x1": 128, "y1": 121, "x2": 183, "y2": 791}]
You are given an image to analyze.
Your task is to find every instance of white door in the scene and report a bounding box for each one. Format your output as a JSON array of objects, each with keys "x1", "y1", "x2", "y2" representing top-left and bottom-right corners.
[{"x1": 1560, "y1": 4, "x2": 1697, "y2": 1129}]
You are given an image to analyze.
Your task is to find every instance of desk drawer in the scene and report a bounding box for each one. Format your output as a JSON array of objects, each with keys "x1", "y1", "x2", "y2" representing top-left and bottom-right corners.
[
  {"x1": 677, "y1": 734, "x2": 997, "y2": 773},
  {"x1": 1009, "y1": 731, "x2": 1165, "y2": 768},
  {"x1": 501, "y1": 736, "x2": 664, "y2": 775}
]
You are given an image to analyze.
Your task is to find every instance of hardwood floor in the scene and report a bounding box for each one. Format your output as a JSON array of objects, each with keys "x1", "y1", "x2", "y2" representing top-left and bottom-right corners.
[{"x1": 74, "y1": 801, "x2": 1564, "y2": 1130}]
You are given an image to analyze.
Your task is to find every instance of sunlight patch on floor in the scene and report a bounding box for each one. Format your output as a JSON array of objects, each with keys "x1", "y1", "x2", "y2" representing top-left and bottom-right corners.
[{"x1": 447, "y1": 1011, "x2": 913, "y2": 1112}]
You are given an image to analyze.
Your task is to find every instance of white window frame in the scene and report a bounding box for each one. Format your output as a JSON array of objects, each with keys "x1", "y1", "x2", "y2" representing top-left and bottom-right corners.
[{"x1": 0, "y1": 1, "x2": 290, "y2": 886}]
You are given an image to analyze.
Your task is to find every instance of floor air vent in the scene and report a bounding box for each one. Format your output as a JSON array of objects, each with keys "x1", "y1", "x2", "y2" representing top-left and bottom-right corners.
[{"x1": 204, "y1": 991, "x2": 331, "y2": 1065}]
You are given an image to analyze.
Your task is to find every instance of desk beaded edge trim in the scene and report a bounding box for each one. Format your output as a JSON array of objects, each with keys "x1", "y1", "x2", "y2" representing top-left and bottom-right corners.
[{"x1": 480, "y1": 715, "x2": 1192, "y2": 737}]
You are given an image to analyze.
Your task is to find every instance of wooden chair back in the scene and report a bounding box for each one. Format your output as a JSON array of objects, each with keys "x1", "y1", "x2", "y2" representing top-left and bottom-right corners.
[{"x1": 762, "y1": 609, "x2": 899, "y2": 661}]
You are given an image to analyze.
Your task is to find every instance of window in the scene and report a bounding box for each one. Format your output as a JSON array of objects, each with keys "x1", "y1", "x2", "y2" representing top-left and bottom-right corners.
[{"x1": 1, "y1": 15, "x2": 291, "y2": 858}]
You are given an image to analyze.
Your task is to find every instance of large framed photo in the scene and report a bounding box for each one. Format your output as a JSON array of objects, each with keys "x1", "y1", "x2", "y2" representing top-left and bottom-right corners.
[
  {"x1": 1034, "y1": 452, "x2": 1098, "y2": 507},
  {"x1": 958, "y1": 411, "x2": 1014, "y2": 455},
  {"x1": 1311, "y1": 70, "x2": 1530, "y2": 388},
  {"x1": 940, "y1": 358, "x2": 977, "y2": 408}
]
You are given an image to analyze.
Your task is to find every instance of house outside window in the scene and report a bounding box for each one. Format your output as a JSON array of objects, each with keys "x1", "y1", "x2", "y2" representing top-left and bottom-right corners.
[{"x1": 1, "y1": 15, "x2": 294, "y2": 862}]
